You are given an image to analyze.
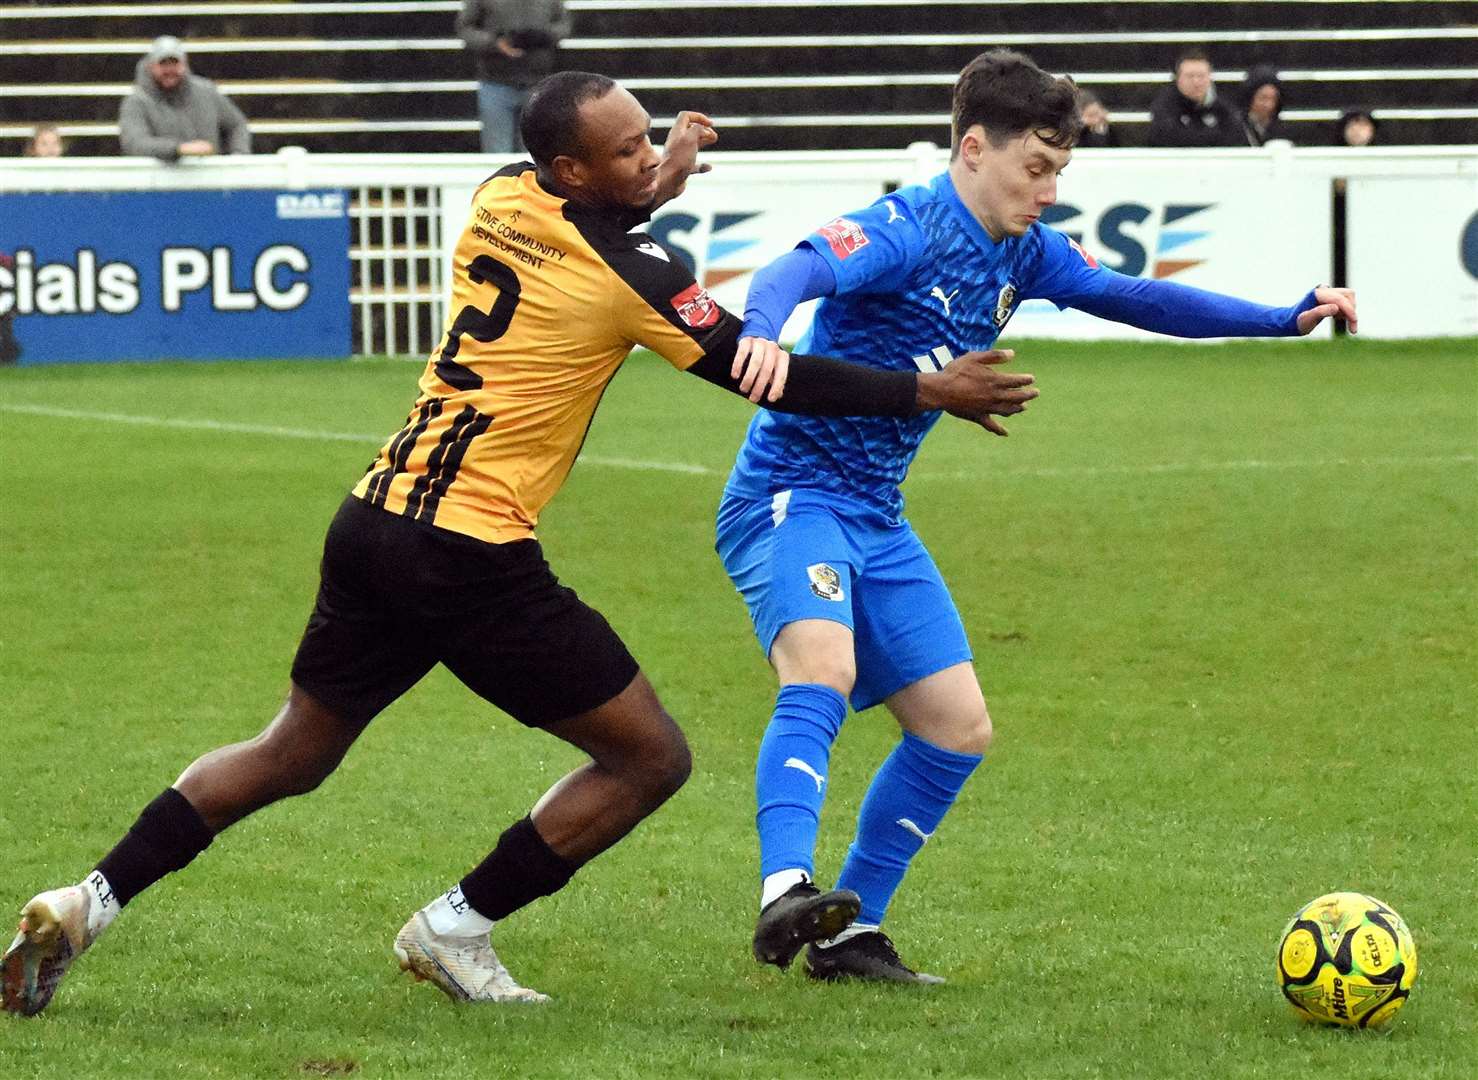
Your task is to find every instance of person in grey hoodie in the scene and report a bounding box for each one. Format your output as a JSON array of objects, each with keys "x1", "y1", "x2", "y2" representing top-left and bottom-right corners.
[
  {"x1": 457, "y1": 0, "x2": 570, "y2": 154},
  {"x1": 118, "y1": 36, "x2": 251, "y2": 161}
]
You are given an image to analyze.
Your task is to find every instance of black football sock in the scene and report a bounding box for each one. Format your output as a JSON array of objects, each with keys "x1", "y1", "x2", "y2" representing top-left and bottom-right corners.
[
  {"x1": 93, "y1": 787, "x2": 216, "y2": 907},
  {"x1": 458, "y1": 816, "x2": 577, "y2": 922}
]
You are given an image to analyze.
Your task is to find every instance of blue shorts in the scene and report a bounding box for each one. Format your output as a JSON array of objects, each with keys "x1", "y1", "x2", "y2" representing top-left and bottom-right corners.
[{"x1": 715, "y1": 487, "x2": 972, "y2": 712}]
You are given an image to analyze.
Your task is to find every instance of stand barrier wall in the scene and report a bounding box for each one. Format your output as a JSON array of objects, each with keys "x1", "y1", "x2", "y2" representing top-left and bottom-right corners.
[{"x1": 2, "y1": 145, "x2": 1474, "y2": 363}]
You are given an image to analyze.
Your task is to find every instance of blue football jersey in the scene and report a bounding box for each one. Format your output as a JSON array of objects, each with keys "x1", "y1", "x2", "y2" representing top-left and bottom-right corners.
[{"x1": 725, "y1": 170, "x2": 1108, "y2": 518}]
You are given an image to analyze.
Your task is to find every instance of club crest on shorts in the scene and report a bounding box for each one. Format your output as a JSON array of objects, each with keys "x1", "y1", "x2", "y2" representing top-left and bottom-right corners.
[
  {"x1": 806, "y1": 562, "x2": 844, "y2": 601},
  {"x1": 993, "y1": 281, "x2": 1018, "y2": 328}
]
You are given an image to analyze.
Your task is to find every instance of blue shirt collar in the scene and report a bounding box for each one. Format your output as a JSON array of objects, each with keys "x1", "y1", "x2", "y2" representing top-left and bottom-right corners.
[{"x1": 931, "y1": 170, "x2": 1005, "y2": 257}]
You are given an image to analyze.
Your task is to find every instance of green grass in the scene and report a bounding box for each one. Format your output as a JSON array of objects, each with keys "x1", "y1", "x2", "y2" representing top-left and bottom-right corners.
[{"x1": 1, "y1": 339, "x2": 1475, "y2": 1079}]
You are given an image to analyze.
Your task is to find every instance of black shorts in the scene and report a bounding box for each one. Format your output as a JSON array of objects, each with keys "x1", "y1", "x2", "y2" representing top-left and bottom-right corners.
[{"x1": 290, "y1": 495, "x2": 639, "y2": 727}]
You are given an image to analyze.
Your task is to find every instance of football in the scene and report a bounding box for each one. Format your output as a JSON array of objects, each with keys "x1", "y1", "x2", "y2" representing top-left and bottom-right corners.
[{"x1": 1276, "y1": 891, "x2": 1418, "y2": 1028}]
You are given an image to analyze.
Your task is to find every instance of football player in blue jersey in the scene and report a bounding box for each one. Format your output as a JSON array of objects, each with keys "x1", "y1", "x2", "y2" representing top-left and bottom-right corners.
[{"x1": 721, "y1": 49, "x2": 1357, "y2": 984}]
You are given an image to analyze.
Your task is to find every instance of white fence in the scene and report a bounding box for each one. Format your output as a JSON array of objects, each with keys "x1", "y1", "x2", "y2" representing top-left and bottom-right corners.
[{"x1": 3, "y1": 145, "x2": 1475, "y2": 353}]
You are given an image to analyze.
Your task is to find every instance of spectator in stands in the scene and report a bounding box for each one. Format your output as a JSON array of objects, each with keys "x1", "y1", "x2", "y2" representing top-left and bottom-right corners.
[
  {"x1": 457, "y1": 1, "x2": 571, "y2": 154},
  {"x1": 1076, "y1": 91, "x2": 1119, "y2": 148},
  {"x1": 23, "y1": 124, "x2": 64, "y2": 157},
  {"x1": 1338, "y1": 109, "x2": 1378, "y2": 147},
  {"x1": 1239, "y1": 66, "x2": 1291, "y2": 146},
  {"x1": 1148, "y1": 49, "x2": 1241, "y2": 147},
  {"x1": 119, "y1": 36, "x2": 251, "y2": 161}
]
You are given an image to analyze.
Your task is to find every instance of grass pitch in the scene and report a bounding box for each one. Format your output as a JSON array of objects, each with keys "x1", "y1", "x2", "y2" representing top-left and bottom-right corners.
[{"x1": 1, "y1": 338, "x2": 1474, "y2": 1079}]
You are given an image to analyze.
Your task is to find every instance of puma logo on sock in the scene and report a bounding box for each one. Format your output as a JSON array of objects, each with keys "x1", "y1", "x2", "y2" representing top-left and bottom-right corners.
[
  {"x1": 784, "y1": 757, "x2": 826, "y2": 793},
  {"x1": 896, "y1": 818, "x2": 933, "y2": 844}
]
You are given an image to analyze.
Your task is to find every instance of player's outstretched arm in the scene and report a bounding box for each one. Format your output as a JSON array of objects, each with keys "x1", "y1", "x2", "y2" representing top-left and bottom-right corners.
[
  {"x1": 1033, "y1": 228, "x2": 1358, "y2": 338},
  {"x1": 688, "y1": 337, "x2": 1038, "y2": 431},
  {"x1": 1069, "y1": 275, "x2": 1357, "y2": 338},
  {"x1": 688, "y1": 338, "x2": 913, "y2": 416}
]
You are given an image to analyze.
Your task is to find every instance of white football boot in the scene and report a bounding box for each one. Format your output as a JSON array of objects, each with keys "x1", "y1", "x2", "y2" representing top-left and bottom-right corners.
[
  {"x1": 393, "y1": 911, "x2": 549, "y2": 1004},
  {"x1": 2, "y1": 886, "x2": 97, "y2": 1016}
]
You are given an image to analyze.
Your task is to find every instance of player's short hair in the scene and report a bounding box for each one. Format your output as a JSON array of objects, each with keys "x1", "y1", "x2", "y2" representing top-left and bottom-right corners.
[
  {"x1": 521, "y1": 71, "x2": 617, "y2": 168},
  {"x1": 951, "y1": 49, "x2": 1082, "y2": 154},
  {"x1": 1174, "y1": 48, "x2": 1213, "y2": 73}
]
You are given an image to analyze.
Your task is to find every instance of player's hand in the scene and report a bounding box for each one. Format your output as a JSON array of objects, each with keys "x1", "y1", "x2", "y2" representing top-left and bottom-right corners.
[
  {"x1": 1296, "y1": 286, "x2": 1357, "y2": 335},
  {"x1": 654, "y1": 111, "x2": 718, "y2": 207},
  {"x1": 495, "y1": 36, "x2": 527, "y2": 58},
  {"x1": 917, "y1": 349, "x2": 1038, "y2": 436},
  {"x1": 732, "y1": 336, "x2": 791, "y2": 403}
]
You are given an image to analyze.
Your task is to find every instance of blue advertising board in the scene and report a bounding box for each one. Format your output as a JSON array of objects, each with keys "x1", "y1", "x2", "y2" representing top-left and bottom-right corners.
[{"x1": 0, "y1": 189, "x2": 350, "y2": 364}]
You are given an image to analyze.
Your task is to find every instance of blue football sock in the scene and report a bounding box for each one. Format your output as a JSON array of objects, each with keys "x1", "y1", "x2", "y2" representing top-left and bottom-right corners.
[
  {"x1": 835, "y1": 731, "x2": 983, "y2": 925},
  {"x1": 755, "y1": 683, "x2": 848, "y2": 880}
]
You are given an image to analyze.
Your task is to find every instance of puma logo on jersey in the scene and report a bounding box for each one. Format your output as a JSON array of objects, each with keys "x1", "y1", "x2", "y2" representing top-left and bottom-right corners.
[
  {"x1": 636, "y1": 241, "x2": 670, "y2": 262},
  {"x1": 884, "y1": 200, "x2": 905, "y2": 224},
  {"x1": 930, "y1": 285, "x2": 960, "y2": 317},
  {"x1": 896, "y1": 818, "x2": 933, "y2": 844},
  {"x1": 785, "y1": 757, "x2": 827, "y2": 793}
]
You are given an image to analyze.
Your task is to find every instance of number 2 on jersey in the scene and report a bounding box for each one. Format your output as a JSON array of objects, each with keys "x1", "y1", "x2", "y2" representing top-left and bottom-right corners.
[{"x1": 435, "y1": 254, "x2": 522, "y2": 391}]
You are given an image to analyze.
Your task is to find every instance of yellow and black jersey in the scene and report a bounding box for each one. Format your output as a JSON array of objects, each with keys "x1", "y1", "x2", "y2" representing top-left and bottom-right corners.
[{"x1": 352, "y1": 163, "x2": 740, "y2": 543}]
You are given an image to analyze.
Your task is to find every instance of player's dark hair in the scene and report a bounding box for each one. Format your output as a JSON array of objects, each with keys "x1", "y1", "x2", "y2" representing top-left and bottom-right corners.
[
  {"x1": 951, "y1": 49, "x2": 1082, "y2": 155},
  {"x1": 1174, "y1": 48, "x2": 1212, "y2": 73},
  {"x1": 521, "y1": 71, "x2": 617, "y2": 168}
]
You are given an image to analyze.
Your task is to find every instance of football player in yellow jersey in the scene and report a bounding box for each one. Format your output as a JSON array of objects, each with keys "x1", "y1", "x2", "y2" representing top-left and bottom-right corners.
[{"x1": 3, "y1": 73, "x2": 1038, "y2": 1014}]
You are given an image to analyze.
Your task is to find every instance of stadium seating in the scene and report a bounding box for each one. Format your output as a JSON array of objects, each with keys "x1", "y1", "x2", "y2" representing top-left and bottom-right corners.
[{"x1": 3, "y1": 0, "x2": 1475, "y2": 155}]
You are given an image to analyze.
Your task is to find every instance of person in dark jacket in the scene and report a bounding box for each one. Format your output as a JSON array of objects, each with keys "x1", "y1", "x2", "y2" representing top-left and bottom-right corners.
[
  {"x1": 1239, "y1": 65, "x2": 1292, "y2": 146},
  {"x1": 118, "y1": 36, "x2": 251, "y2": 161},
  {"x1": 1147, "y1": 49, "x2": 1241, "y2": 147},
  {"x1": 457, "y1": 0, "x2": 571, "y2": 154}
]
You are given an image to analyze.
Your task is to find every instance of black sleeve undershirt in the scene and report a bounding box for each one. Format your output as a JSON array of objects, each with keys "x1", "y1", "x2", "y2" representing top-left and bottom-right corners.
[{"x1": 686, "y1": 327, "x2": 918, "y2": 418}]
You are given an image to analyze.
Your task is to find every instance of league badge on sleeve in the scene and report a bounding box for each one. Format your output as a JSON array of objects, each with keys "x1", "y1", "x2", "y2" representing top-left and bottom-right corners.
[
  {"x1": 670, "y1": 283, "x2": 721, "y2": 329},
  {"x1": 1067, "y1": 237, "x2": 1099, "y2": 268},
  {"x1": 817, "y1": 217, "x2": 871, "y2": 261}
]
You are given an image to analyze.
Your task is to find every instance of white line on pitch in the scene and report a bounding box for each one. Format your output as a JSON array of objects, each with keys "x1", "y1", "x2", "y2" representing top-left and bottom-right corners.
[
  {"x1": 912, "y1": 455, "x2": 1477, "y2": 480},
  {"x1": 1, "y1": 401, "x2": 1470, "y2": 479},
  {"x1": 0, "y1": 402, "x2": 717, "y2": 476}
]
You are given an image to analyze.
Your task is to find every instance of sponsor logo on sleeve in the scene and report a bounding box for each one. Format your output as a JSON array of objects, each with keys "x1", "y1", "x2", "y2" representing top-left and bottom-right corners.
[
  {"x1": 817, "y1": 217, "x2": 870, "y2": 260},
  {"x1": 1067, "y1": 237, "x2": 1099, "y2": 268},
  {"x1": 670, "y1": 282, "x2": 720, "y2": 329}
]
